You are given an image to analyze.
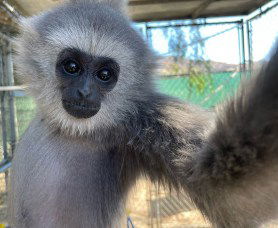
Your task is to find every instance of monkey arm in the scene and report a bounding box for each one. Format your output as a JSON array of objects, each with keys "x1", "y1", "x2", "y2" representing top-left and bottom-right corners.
[
  {"x1": 129, "y1": 47, "x2": 278, "y2": 227},
  {"x1": 197, "y1": 47, "x2": 278, "y2": 227},
  {"x1": 188, "y1": 47, "x2": 278, "y2": 227}
]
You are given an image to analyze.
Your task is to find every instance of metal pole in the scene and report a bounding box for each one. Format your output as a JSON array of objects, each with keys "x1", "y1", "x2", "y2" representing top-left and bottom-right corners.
[
  {"x1": 0, "y1": 160, "x2": 11, "y2": 172},
  {"x1": 145, "y1": 23, "x2": 152, "y2": 46},
  {"x1": 0, "y1": 45, "x2": 9, "y2": 193},
  {"x1": 0, "y1": 46, "x2": 8, "y2": 161},
  {"x1": 247, "y1": 2, "x2": 278, "y2": 21},
  {"x1": 241, "y1": 19, "x2": 246, "y2": 74},
  {"x1": 0, "y1": 86, "x2": 24, "y2": 91},
  {"x1": 246, "y1": 20, "x2": 253, "y2": 73},
  {"x1": 5, "y1": 42, "x2": 18, "y2": 156},
  {"x1": 237, "y1": 23, "x2": 242, "y2": 74},
  {"x1": 145, "y1": 20, "x2": 241, "y2": 30}
]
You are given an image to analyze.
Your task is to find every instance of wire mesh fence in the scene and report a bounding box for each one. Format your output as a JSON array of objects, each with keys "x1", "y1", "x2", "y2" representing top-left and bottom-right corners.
[
  {"x1": 127, "y1": 20, "x2": 245, "y2": 228},
  {"x1": 247, "y1": 1, "x2": 278, "y2": 73},
  {"x1": 142, "y1": 20, "x2": 245, "y2": 111},
  {"x1": 156, "y1": 71, "x2": 241, "y2": 108},
  {"x1": 128, "y1": 5, "x2": 277, "y2": 227}
]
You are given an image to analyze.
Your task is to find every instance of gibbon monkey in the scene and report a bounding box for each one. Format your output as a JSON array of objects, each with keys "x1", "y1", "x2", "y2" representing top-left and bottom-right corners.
[{"x1": 10, "y1": 0, "x2": 278, "y2": 227}]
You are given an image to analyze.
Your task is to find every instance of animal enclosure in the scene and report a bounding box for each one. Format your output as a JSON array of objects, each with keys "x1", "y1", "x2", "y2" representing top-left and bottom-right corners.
[{"x1": 0, "y1": 0, "x2": 277, "y2": 227}]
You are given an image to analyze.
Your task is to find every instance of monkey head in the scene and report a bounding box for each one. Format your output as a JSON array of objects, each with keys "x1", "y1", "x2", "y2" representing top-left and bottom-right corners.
[{"x1": 14, "y1": 0, "x2": 156, "y2": 135}]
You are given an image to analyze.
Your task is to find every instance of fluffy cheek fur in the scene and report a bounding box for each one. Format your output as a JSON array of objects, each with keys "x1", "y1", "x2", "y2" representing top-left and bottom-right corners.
[
  {"x1": 14, "y1": 24, "x2": 154, "y2": 136},
  {"x1": 36, "y1": 84, "x2": 136, "y2": 137}
]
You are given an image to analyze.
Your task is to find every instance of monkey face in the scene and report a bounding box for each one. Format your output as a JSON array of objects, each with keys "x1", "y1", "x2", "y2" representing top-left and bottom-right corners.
[
  {"x1": 56, "y1": 48, "x2": 119, "y2": 119},
  {"x1": 14, "y1": 0, "x2": 156, "y2": 135}
]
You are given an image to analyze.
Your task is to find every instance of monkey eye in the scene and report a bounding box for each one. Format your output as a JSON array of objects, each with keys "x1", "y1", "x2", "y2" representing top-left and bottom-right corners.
[
  {"x1": 62, "y1": 60, "x2": 81, "y2": 75},
  {"x1": 96, "y1": 68, "x2": 112, "y2": 82}
]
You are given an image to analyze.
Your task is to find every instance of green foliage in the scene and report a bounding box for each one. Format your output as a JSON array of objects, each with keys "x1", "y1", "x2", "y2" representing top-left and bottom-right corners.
[
  {"x1": 165, "y1": 27, "x2": 188, "y2": 62},
  {"x1": 161, "y1": 21, "x2": 212, "y2": 95},
  {"x1": 188, "y1": 74, "x2": 212, "y2": 95}
]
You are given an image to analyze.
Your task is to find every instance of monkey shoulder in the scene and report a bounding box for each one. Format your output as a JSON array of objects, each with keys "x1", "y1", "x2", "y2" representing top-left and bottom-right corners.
[
  {"x1": 122, "y1": 96, "x2": 213, "y2": 183},
  {"x1": 126, "y1": 96, "x2": 212, "y2": 149}
]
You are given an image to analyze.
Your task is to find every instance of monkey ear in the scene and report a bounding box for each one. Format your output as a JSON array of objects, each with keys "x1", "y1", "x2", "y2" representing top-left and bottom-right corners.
[{"x1": 69, "y1": 0, "x2": 128, "y2": 14}]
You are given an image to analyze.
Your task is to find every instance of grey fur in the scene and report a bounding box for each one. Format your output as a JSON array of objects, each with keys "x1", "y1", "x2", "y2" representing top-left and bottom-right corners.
[{"x1": 10, "y1": 0, "x2": 278, "y2": 227}]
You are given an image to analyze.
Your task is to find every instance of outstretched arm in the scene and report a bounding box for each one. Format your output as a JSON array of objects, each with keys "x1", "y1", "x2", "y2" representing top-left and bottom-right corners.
[
  {"x1": 129, "y1": 46, "x2": 278, "y2": 227},
  {"x1": 190, "y1": 46, "x2": 278, "y2": 227}
]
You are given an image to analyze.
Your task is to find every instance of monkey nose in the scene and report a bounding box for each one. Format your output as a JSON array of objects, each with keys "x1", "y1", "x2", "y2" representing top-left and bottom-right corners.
[{"x1": 77, "y1": 88, "x2": 91, "y2": 99}]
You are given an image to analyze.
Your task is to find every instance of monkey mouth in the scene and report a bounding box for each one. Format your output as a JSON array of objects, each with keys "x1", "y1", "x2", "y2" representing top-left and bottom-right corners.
[{"x1": 62, "y1": 100, "x2": 100, "y2": 119}]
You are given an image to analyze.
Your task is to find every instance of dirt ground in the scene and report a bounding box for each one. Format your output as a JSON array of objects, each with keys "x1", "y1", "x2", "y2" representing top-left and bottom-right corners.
[
  {"x1": 1, "y1": 175, "x2": 278, "y2": 227},
  {"x1": 126, "y1": 178, "x2": 211, "y2": 228},
  {"x1": 126, "y1": 178, "x2": 278, "y2": 228}
]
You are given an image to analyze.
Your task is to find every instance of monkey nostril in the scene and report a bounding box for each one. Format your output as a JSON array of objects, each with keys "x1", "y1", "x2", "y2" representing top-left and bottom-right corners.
[{"x1": 77, "y1": 88, "x2": 90, "y2": 99}]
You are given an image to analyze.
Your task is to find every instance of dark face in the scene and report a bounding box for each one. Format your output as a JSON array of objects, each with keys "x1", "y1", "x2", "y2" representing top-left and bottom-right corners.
[{"x1": 56, "y1": 48, "x2": 119, "y2": 119}]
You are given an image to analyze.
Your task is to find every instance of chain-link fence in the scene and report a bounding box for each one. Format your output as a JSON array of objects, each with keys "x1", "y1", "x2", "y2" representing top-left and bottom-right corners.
[
  {"x1": 127, "y1": 4, "x2": 278, "y2": 228},
  {"x1": 127, "y1": 20, "x2": 246, "y2": 228},
  {"x1": 142, "y1": 20, "x2": 245, "y2": 109},
  {"x1": 247, "y1": 1, "x2": 278, "y2": 73}
]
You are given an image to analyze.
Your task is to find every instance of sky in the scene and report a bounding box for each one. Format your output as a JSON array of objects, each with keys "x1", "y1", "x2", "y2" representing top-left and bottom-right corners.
[{"x1": 136, "y1": 1, "x2": 278, "y2": 64}]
